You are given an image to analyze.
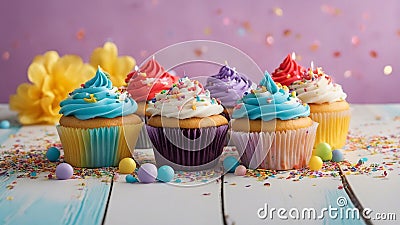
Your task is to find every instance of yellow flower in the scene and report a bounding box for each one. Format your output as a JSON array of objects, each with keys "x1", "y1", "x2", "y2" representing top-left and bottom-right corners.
[
  {"x1": 89, "y1": 42, "x2": 136, "y2": 87},
  {"x1": 9, "y1": 51, "x2": 95, "y2": 125}
]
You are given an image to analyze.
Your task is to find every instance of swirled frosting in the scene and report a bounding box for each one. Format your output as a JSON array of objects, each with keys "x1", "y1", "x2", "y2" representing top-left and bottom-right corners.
[
  {"x1": 60, "y1": 67, "x2": 138, "y2": 120},
  {"x1": 205, "y1": 65, "x2": 254, "y2": 107},
  {"x1": 146, "y1": 77, "x2": 224, "y2": 119},
  {"x1": 232, "y1": 71, "x2": 310, "y2": 121},
  {"x1": 271, "y1": 54, "x2": 306, "y2": 86},
  {"x1": 290, "y1": 67, "x2": 347, "y2": 104},
  {"x1": 126, "y1": 58, "x2": 178, "y2": 102}
]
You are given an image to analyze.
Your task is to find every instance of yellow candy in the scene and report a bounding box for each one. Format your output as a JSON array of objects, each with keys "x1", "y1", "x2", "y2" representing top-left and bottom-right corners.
[
  {"x1": 119, "y1": 158, "x2": 136, "y2": 174},
  {"x1": 84, "y1": 94, "x2": 97, "y2": 103},
  {"x1": 308, "y1": 156, "x2": 323, "y2": 171}
]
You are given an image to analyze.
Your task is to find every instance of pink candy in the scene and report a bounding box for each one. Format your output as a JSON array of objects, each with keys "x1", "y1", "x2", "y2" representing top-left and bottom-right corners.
[{"x1": 234, "y1": 165, "x2": 247, "y2": 176}]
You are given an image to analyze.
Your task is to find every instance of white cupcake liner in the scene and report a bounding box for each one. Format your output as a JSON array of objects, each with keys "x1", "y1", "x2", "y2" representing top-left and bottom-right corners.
[
  {"x1": 231, "y1": 122, "x2": 318, "y2": 170},
  {"x1": 132, "y1": 116, "x2": 153, "y2": 149}
]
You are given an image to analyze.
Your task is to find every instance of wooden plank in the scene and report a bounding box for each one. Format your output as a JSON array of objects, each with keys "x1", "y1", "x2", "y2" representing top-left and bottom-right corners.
[
  {"x1": 222, "y1": 151, "x2": 366, "y2": 225},
  {"x1": 104, "y1": 149, "x2": 224, "y2": 225},
  {"x1": 340, "y1": 104, "x2": 400, "y2": 224},
  {"x1": 0, "y1": 125, "x2": 112, "y2": 225},
  {"x1": 0, "y1": 104, "x2": 19, "y2": 145}
]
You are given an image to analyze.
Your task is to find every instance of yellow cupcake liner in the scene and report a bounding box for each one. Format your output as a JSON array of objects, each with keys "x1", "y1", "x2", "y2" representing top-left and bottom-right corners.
[
  {"x1": 310, "y1": 109, "x2": 351, "y2": 149},
  {"x1": 56, "y1": 123, "x2": 143, "y2": 168}
]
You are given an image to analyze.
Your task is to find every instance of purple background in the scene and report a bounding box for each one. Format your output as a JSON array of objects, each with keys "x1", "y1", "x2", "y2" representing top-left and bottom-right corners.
[{"x1": 1, "y1": 0, "x2": 399, "y2": 103}]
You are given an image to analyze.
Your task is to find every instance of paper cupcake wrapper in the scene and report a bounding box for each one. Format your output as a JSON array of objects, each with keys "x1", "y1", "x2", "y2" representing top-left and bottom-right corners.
[
  {"x1": 57, "y1": 123, "x2": 143, "y2": 168},
  {"x1": 231, "y1": 122, "x2": 318, "y2": 170},
  {"x1": 146, "y1": 125, "x2": 228, "y2": 170},
  {"x1": 310, "y1": 109, "x2": 351, "y2": 149},
  {"x1": 134, "y1": 116, "x2": 153, "y2": 149}
]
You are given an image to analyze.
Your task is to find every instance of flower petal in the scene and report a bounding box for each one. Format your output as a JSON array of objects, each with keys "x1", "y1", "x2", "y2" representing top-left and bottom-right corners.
[
  {"x1": 27, "y1": 63, "x2": 47, "y2": 86},
  {"x1": 89, "y1": 42, "x2": 117, "y2": 73},
  {"x1": 111, "y1": 56, "x2": 136, "y2": 86},
  {"x1": 33, "y1": 51, "x2": 60, "y2": 73}
]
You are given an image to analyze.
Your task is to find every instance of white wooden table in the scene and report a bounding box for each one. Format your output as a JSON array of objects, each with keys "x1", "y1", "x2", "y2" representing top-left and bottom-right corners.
[{"x1": 0, "y1": 104, "x2": 399, "y2": 225}]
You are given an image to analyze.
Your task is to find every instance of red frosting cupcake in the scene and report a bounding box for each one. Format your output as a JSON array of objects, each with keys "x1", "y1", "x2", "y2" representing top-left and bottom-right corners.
[
  {"x1": 271, "y1": 54, "x2": 306, "y2": 86},
  {"x1": 126, "y1": 58, "x2": 179, "y2": 116}
]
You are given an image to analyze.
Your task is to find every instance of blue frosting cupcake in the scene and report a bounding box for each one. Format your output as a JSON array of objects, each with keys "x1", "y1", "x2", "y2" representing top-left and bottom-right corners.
[
  {"x1": 230, "y1": 71, "x2": 318, "y2": 170},
  {"x1": 57, "y1": 67, "x2": 143, "y2": 168}
]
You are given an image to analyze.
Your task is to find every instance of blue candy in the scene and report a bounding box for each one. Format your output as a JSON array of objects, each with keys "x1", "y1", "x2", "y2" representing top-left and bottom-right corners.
[
  {"x1": 125, "y1": 174, "x2": 138, "y2": 183},
  {"x1": 0, "y1": 120, "x2": 10, "y2": 129},
  {"x1": 157, "y1": 165, "x2": 175, "y2": 183},
  {"x1": 46, "y1": 147, "x2": 60, "y2": 162},
  {"x1": 331, "y1": 149, "x2": 344, "y2": 162},
  {"x1": 223, "y1": 156, "x2": 239, "y2": 173}
]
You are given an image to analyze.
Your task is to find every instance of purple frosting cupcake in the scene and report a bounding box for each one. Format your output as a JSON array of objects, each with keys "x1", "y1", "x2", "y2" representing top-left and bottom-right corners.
[{"x1": 206, "y1": 65, "x2": 254, "y2": 115}]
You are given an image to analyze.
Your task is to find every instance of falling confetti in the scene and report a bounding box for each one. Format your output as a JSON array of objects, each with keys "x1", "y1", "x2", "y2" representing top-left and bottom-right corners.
[
  {"x1": 351, "y1": 36, "x2": 360, "y2": 46},
  {"x1": 222, "y1": 17, "x2": 230, "y2": 26},
  {"x1": 242, "y1": 21, "x2": 252, "y2": 31},
  {"x1": 397, "y1": 29, "x2": 400, "y2": 37},
  {"x1": 265, "y1": 34, "x2": 274, "y2": 45},
  {"x1": 310, "y1": 41, "x2": 320, "y2": 51},
  {"x1": 321, "y1": 5, "x2": 341, "y2": 16},
  {"x1": 2, "y1": 51, "x2": 10, "y2": 61},
  {"x1": 283, "y1": 29, "x2": 292, "y2": 37},
  {"x1": 370, "y1": 50, "x2": 378, "y2": 58},
  {"x1": 76, "y1": 28, "x2": 85, "y2": 40},
  {"x1": 362, "y1": 12, "x2": 370, "y2": 20},
  {"x1": 383, "y1": 65, "x2": 393, "y2": 75},
  {"x1": 359, "y1": 24, "x2": 366, "y2": 32},
  {"x1": 273, "y1": 7, "x2": 283, "y2": 16},
  {"x1": 333, "y1": 51, "x2": 341, "y2": 58},
  {"x1": 237, "y1": 28, "x2": 246, "y2": 36},
  {"x1": 140, "y1": 50, "x2": 148, "y2": 58},
  {"x1": 216, "y1": 8, "x2": 222, "y2": 15},
  {"x1": 344, "y1": 70, "x2": 352, "y2": 78},
  {"x1": 194, "y1": 46, "x2": 207, "y2": 57},
  {"x1": 203, "y1": 27, "x2": 212, "y2": 35},
  {"x1": 295, "y1": 34, "x2": 302, "y2": 40}
]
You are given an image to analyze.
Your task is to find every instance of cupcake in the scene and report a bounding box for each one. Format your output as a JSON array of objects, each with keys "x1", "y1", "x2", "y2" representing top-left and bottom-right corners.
[
  {"x1": 271, "y1": 53, "x2": 305, "y2": 87},
  {"x1": 57, "y1": 67, "x2": 143, "y2": 168},
  {"x1": 230, "y1": 71, "x2": 318, "y2": 170},
  {"x1": 126, "y1": 58, "x2": 178, "y2": 116},
  {"x1": 125, "y1": 58, "x2": 179, "y2": 148},
  {"x1": 205, "y1": 65, "x2": 254, "y2": 115},
  {"x1": 289, "y1": 66, "x2": 350, "y2": 149},
  {"x1": 146, "y1": 77, "x2": 229, "y2": 171}
]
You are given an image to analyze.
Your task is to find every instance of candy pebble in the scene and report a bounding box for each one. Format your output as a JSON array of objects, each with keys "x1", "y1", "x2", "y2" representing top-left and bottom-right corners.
[
  {"x1": 223, "y1": 156, "x2": 239, "y2": 173},
  {"x1": 309, "y1": 156, "x2": 323, "y2": 171},
  {"x1": 234, "y1": 165, "x2": 247, "y2": 176},
  {"x1": 119, "y1": 158, "x2": 136, "y2": 174},
  {"x1": 331, "y1": 149, "x2": 344, "y2": 162},
  {"x1": 56, "y1": 163, "x2": 74, "y2": 180},
  {"x1": 0, "y1": 120, "x2": 10, "y2": 129},
  {"x1": 46, "y1": 147, "x2": 60, "y2": 162},
  {"x1": 157, "y1": 165, "x2": 175, "y2": 183},
  {"x1": 125, "y1": 174, "x2": 138, "y2": 183},
  {"x1": 313, "y1": 142, "x2": 332, "y2": 161},
  {"x1": 137, "y1": 163, "x2": 158, "y2": 183}
]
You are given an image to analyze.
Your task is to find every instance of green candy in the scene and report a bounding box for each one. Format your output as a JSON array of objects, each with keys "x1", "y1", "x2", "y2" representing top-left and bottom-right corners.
[{"x1": 314, "y1": 142, "x2": 332, "y2": 161}]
